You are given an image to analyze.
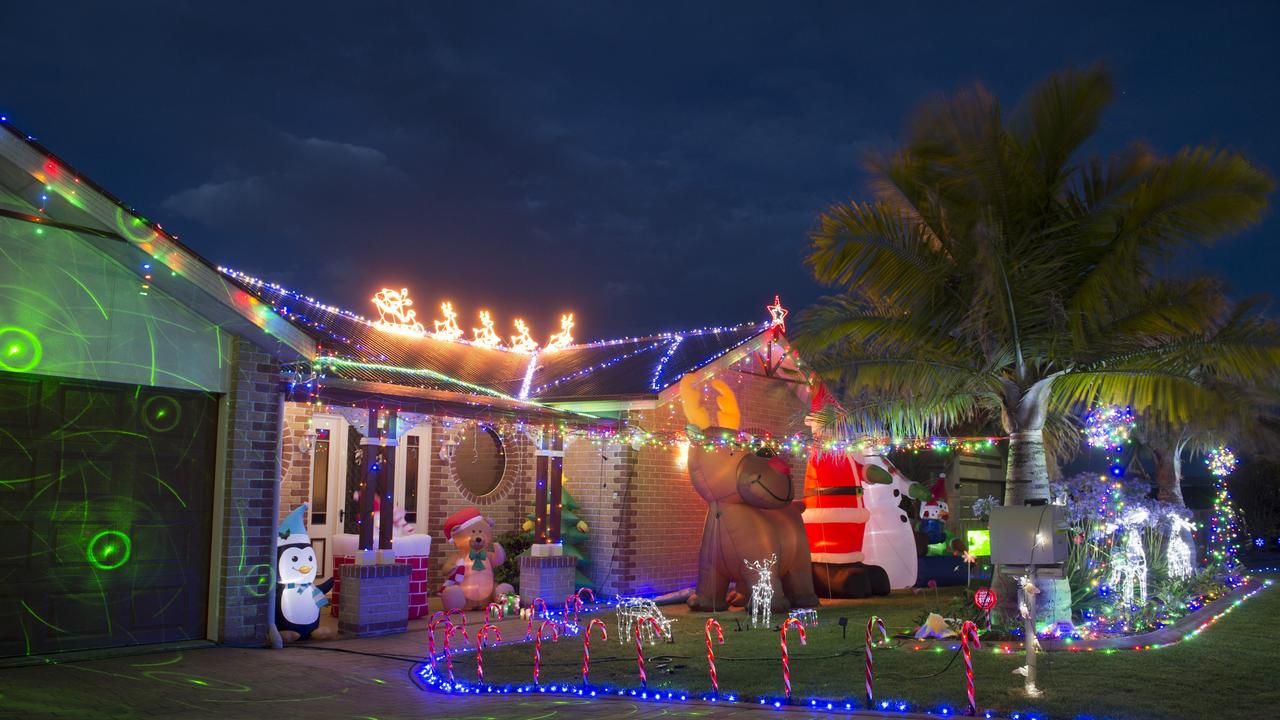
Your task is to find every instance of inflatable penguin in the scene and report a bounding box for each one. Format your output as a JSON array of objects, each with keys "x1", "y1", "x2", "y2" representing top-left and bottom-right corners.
[{"x1": 276, "y1": 503, "x2": 334, "y2": 641}]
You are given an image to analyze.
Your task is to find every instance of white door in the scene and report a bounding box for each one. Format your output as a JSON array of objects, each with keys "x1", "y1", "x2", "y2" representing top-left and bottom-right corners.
[
  {"x1": 308, "y1": 414, "x2": 348, "y2": 581},
  {"x1": 394, "y1": 423, "x2": 431, "y2": 534}
]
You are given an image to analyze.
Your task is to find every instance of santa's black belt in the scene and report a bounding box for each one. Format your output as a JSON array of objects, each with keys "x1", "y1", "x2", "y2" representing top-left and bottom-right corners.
[{"x1": 807, "y1": 487, "x2": 863, "y2": 496}]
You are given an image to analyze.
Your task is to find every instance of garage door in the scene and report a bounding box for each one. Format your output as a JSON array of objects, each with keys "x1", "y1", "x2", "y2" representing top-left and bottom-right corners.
[{"x1": 0, "y1": 371, "x2": 218, "y2": 657}]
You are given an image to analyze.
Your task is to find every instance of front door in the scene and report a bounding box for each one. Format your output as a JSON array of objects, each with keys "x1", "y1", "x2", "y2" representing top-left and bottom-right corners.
[{"x1": 394, "y1": 423, "x2": 430, "y2": 532}]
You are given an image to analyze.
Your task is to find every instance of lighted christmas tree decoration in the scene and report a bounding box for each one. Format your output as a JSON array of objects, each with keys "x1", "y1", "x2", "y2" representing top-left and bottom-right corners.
[
  {"x1": 766, "y1": 294, "x2": 788, "y2": 331},
  {"x1": 545, "y1": 313, "x2": 575, "y2": 351},
  {"x1": 371, "y1": 287, "x2": 426, "y2": 335},
  {"x1": 472, "y1": 310, "x2": 503, "y2": 349},
  {"x1": 510, "y1": 319, "x2": 539, "y2": 353},
  {"x1": 433, "y1": 301, "x2": 464, "y2": 342},
  {"x1": 1206, "y1": 446, "x2": 1237, "y2": 477}
]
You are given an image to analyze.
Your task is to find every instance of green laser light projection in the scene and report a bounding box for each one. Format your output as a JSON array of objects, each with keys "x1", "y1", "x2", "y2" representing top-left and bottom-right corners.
[
  {"x1": 0, "y1": 326, "x2": 41, "y2": 372},
  {"x1": 87, "y1": 530, "x2": 132, "y2": 570}
]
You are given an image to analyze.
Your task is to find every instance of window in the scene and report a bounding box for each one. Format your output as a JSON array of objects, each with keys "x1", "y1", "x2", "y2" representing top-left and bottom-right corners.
[
  {"x1": 455, "y1": 424, "x2": 505, "y2": 497},
  {"x1": 310, "y1": 428, "x2": 330, "y2": 525},
  {"x1": 404, "y1": 435, "x2": 420, "y2": 523}
]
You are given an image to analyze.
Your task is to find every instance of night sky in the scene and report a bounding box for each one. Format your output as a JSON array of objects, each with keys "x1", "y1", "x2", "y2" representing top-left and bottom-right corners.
[{"x1": 6, "y1": 2, "x2": 1278, "y2": 341}]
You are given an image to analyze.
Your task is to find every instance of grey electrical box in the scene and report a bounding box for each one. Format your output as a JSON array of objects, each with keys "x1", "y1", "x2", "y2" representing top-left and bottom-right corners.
[{"x1": 989, "y1": 505, "x2": 1068, "y2": 566}]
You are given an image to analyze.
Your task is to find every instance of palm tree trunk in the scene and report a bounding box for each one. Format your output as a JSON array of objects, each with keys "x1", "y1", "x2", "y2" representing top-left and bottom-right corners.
[
  {"x1": 1152, "y1": 443, "x2": 1185, "y2": 506},
  {"x1": 1002, "y1": 378, "x2": 1055, "y2": 506},
  {"x1": 1005, "y1": 429, "x2": 1051, "y2": 505}
]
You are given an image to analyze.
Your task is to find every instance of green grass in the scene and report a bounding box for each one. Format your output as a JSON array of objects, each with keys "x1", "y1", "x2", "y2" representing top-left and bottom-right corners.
[{"x1": 457, "y1": 581, "x2": 1280, "y2": 720}]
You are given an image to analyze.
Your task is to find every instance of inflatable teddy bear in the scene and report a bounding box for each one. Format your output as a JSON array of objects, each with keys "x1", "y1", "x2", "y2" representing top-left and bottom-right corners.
[{"x1": 440, "y1": 508, "x2": 514, "y2": 611}]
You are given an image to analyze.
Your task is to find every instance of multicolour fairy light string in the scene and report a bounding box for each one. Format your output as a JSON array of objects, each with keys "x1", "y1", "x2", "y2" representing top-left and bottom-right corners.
[
  {"x1": 1083, "y1": 405, "x2": 1135, "y2": 477},
  {"x1": 1207, "y1": 447, "x2": 1242, "y2": 572}
]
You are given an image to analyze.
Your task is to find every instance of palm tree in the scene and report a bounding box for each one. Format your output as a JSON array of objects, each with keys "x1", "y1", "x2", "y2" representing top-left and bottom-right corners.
[
  {"x1": 797, "y1": 66, "x2": 1278, "y2": 506},
  {"x1": 1135, "y1": 372, "x2": 1280, "y2": 505}
]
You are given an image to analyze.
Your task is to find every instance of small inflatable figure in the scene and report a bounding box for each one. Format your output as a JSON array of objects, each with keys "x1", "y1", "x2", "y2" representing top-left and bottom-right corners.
[
  {"x1": 440, "y1": 508, "x2": 514, "y2": 611},
  {"x1": 276, "y1": 503, "x2": 334, "y2": 642}
]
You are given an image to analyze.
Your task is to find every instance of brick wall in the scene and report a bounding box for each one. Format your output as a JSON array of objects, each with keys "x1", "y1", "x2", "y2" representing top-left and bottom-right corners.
[
  {"x1": 425, "y1": 421, "x2": 535, "y2": 589},
  {"x1": 278, "y1": 402, "x2": 312, "y2": 521},
  {"x1": 562, "y1": 439, "x2": 634, "y2": 595},
  {"x1": 213, "y1": 337, "x2": 282, "y2": 645}
]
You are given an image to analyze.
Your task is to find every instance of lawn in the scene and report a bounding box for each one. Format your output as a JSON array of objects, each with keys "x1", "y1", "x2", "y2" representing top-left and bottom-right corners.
[{"x1": 442, "y1": 580, "x2": 1280, "y2": 720}]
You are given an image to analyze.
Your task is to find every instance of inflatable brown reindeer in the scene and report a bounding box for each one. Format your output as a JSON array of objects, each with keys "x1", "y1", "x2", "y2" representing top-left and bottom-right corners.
[{"x1": 680, "y1": 376, "x2": 818, "y2": 613}]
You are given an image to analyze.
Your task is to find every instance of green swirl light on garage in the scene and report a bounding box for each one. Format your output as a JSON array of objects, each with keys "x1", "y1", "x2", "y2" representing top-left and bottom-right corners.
[
  {"x1": 0, "y1": 326, "x2": 42, "y2": 372},
  {"x1": 87, "y1": 530, "x2": 132, "y2": 570}
]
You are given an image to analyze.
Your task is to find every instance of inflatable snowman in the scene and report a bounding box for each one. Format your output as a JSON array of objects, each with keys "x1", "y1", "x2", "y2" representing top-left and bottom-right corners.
[
  {"x1": 275, "y1": 503, "x2": 334, "y2": 641},
  {"x1": 858, "y1": 457, "x2": 920, "y2": 589}
]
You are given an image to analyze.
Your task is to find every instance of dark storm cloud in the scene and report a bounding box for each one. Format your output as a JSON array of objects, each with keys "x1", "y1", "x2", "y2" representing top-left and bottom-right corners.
[{"x1": 4, "y1": 2, "x2": 1278, "y2": 338}]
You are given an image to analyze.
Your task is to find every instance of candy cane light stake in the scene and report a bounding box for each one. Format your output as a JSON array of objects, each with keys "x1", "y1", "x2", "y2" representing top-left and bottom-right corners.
[
  {"x1": 582, "y1": 618, "x2": 607, "y2": 685},
  {"x1": 961, "y1": 620, "x2": 981, "y2": 715},
  {"x1": 486, "y1": 602, "x2": 505, "y2": 622},
  {"x1": 477, "y1": 622, "x2": 501, "y2": 683},
  {"x1": 534, "y1": 620, "x2": 559, "y2": 684},
  {"x1": 780, "y1": 616, "x2": 807, "y2": 702},
  {"x1": 705, "y1": 618, "x2": 725, "y2": 695},
  {"x1": 865, "y1": 615, "x2": 889, "y2": 707},
  {"x1": 634, "y1": 616, "x2": 666, "y2": 689},
  {"x1": 442, "y1": 622, "x2": 470, "y2": 682},
  {"x1": 527, "y1": 596, "x2": 549, "y2": 639},
  {"x1": 447, "y1": 607, "x2": 468, "y2": 630}
]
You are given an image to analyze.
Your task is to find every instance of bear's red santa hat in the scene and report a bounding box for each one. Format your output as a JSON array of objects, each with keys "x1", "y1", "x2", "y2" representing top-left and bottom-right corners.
[{"x1": 443, "y1": 507, "x2": 487, "y2": 541}]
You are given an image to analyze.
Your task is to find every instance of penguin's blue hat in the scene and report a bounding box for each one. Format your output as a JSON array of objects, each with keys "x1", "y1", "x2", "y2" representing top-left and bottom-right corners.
[{"x1": 278, "y1": 503, "x2": 311, "y2": 547}]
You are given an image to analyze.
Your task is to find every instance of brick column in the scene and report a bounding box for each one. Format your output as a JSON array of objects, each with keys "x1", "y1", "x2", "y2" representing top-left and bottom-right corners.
[{"x1": 214, "y1": 337, "x2": 283, "y2": 645}]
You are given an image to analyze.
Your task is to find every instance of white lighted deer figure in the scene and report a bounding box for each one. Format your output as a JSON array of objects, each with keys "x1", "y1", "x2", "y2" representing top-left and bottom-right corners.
[
  {"x1": 1166, "y1": 514, "x2": 1195, "y2": 580},
  {"x1": 1108, "y1": 508, "x2": 1149, "y2": 607},
  {"x1": 745, "y1": 555, "x2": 777, "y2": 629}
]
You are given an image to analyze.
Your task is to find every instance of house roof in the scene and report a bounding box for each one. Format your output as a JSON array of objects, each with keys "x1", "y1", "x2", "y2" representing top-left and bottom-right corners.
[
  {"x1": 0, "y1": 119, "x2": 316, "y2": 361},
  {"x1": 221, "y1": 268, "x2": 772, "y2": 402}
]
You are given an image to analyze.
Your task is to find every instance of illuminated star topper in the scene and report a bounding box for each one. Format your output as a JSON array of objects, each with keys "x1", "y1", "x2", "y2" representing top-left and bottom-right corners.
[
  {"x1": 767, "y1": 295, "x2": 788, "y2": 331},
  {"x1": 545, "y1": 313, "x2": 575, "y2": 351},
  {"x1": 371, "y1": 287, "x2": 425, "y2": 335}
]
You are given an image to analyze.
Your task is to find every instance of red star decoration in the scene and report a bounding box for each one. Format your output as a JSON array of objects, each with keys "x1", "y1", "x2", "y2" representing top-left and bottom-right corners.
[{"x1": 767, "y1": 295, "x2": 788, "y2": 331}]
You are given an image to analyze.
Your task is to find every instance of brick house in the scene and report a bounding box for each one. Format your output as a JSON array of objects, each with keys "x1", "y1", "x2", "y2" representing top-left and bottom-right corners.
[
  {"x1": 224, "y1": 271, "x2": 814, "y2": 598},
  {"x1": 0, "y1": 121, "x2": 815, "y2": 660}
]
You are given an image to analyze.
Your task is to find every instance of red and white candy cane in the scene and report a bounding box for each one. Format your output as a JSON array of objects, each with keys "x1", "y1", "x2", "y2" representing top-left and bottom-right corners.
[
  {"x1": 442, "y1": 622, "x2": 470, "y2": 682},
  {"x1": 476, "y1": 622, "x2": 501, "y2": 683},
  {"x1": 527, "y1": 597, "x2": 549, "y2": 639},
  {"x1": 865, "y1": 615, "x2": 889, "y2": 707},
  {"x1": 447, "y1": 607, "x2": 468, "y2": 630},
  {"x1": 633, "y1": 616, "x2": 666, "y2": 689},
  {"x1": 565, "y1": 594, "x2": 581, "y2": 627},
  {"x1": 582, "y1": 618, "x2": 607, "y2": 685},
  {"x1": 704, "y1": 618, "x2": 725, "y2": 694},
  {"x1": 534, "y1": 620, "x2": 559, "y2": 684},
  {"x1": 486, "y1": 602, "x2": 505, "y2": 622},
  {"x1": 576, "y1": 587, "x2": 595, "y2": 609},
  {"x1": 961, "y1": 620, "x2": 981, "y2": 715},
  {"x1": 780, "y1": 617, "x2": 807, "y2": 701}
]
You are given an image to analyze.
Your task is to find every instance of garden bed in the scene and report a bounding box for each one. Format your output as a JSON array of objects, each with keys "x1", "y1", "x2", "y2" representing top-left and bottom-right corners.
[{"x1": 416, "y1": 578, "x2": 1277, "y2": 720}]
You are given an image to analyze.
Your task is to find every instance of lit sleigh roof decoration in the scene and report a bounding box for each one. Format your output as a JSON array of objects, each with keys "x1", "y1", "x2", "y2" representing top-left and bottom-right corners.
[{"x1": 370, "y1": 286, "x2": 575, "y2": 354}]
